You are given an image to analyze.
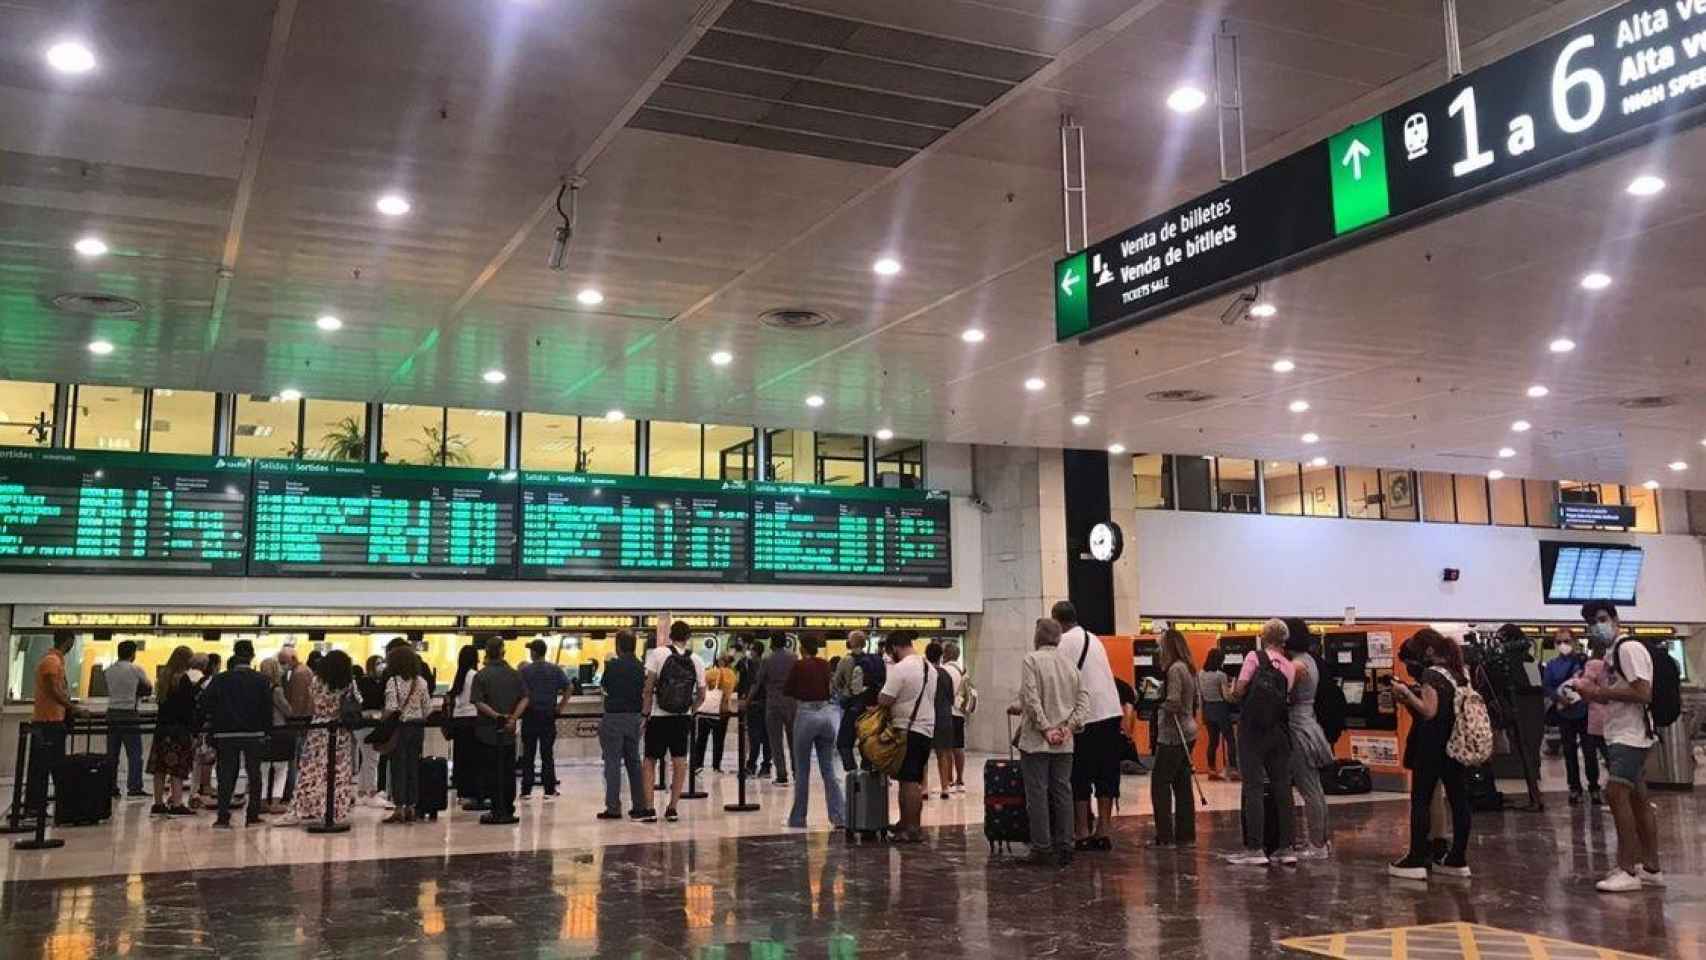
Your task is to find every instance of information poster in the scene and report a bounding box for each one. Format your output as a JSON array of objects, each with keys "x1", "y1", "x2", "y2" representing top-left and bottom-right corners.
[
  {"x1": 517, "y1": 473, "x2": 748, "y2": 581},
  {"x1": 1350, "y1": 735, "x2": 1400, "y2": 768},
  {"x1": 749, "y1": 484, "x2": 951, "y2": 587},
  {"x1": 0, "y1": 447, "x2": 249, "y2": 575},
  {"x1": 249, "y1": 460, "x2": 516, "y2": 578}
]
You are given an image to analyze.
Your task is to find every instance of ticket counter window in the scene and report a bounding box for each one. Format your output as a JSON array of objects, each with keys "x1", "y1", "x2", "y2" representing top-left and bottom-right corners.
[
  {"x1": 0, "y1": 379, "x2": 54, "y2": 447},
  {"x1": 148, "y1": 389, "x2": 217, "y2": 455},
  {"x1": 70, "y1": 385, "x2": 144, "y2": 452},
  {"x1": 1260, "y1": 460, "x2": 1301, "y2": 515},
  {"x1": 1133, "y1": 454, "x2": 1172, "y2": 509}
]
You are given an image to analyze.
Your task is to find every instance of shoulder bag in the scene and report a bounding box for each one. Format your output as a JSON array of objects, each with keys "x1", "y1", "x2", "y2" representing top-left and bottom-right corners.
[{"x1": 858, "y1": 660, "x2": 931, "y2": 776}]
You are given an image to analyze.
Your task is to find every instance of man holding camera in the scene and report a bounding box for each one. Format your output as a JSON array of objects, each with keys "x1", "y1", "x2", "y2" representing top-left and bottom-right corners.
[{"x1": 1541, "y1": 628, "x2": 1599, "y2": 806}]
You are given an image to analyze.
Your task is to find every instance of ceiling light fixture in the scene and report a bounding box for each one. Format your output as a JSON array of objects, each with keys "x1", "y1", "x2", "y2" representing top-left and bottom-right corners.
[
  {"x1": 960, "y1": 328, "x2": 985, "y2": 344},
  {"x1": 1644, "y1": 479, "x2": 1661, "y2": 490},
  {"x1": 73, "y1": 236, "x2": 107, "y2": 257},
  {"x1": 376, "y1": 193, "x2": 411, "y2": 217},
  {"x1": 1669, "y1": 460, "x2": 1688, "y2": 471},
  {"x1": 1250, "y1": 302, "x2": 1277, "y2": 319},
  {"x1": 86, "y1": 339, "x2": 113, "y2": 356},
  {"x1": 1107, "y1": 443, "x2": 1127, "y2": 455},
  {"x1": 709, "y1": 350, "x2": 733, "y2": 367},
  {"x1": 1579, "y1": 271, "x2": 1612, "y2": 291},
  {"x1": 1498, "y1": 447, "x2": 1516, "y2": 459},
  {"x1": 872, "y1": 257, "x2": 901, "y2": 276},
  {"x1": 1526, "y1": 384, "x2": 1550, "y2": 398},
  {"x1": 1023, "y1": 377, "x2": 1046, "y2": 392},
  {"x1": 576, "y1": 288, "x2": 603, "y2": 306},
  {"x1": 482, "y1": 369, "x2": 506, "y2": 384},
  {"x1": 604, "y1": 409, "x2": 624, "y2": 422},
  {"x1": 315, "y1": 314, "x2": 342, "y2": 332},
  {"x1": 1166, "y1": 85, "x2": 1208, "y2": 113},
  {"x1": 278, "y1": 388, "x2": 303, "y2": 402},
  {"x1": 1488, "y1": 469, "x2": 1506, "y2": 480},
  {"x1": 45, "y1": 41, "x2": 96, "y2": 74},
  {"x1": 1288, "y1": 399, "x2": 1310, "y2": 413},
  {"x1": 1626, "y1": 174, "x2": 1666, "y2": 197},
  {"x1": 1071, "y1": 413, "x2": 1091, "y2": 427},
  {"x1": 1512, "y1": 420, "x2": 1532, "y2": 432},
  {"x1": 1272, "y1": 358, "x2": 1295, "y2": 373},
  {"x1": 1309, "y1": 456, "x2": 1328, "y2": 468},
  {"x1": 875, "y1": 428, "x2": 894, "y2": 441},
  {"x1": 1549, "y1": 337, "x2": 1576, "y2": 353},
  {"x1": 1301, "y1": 432, "x2": 1319, "y2": 444},
  {"x1": 805, "y1": 394, "x2": 825, "y2": 408}
]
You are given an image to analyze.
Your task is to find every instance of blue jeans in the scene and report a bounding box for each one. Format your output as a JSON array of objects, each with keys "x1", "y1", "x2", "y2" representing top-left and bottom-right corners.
[
  {"x1": 106, "y1": 709, "x2": 144, "y2": 794},
  {"x1": 789, "y1": 702, "x2": 845, "y2": 828}
]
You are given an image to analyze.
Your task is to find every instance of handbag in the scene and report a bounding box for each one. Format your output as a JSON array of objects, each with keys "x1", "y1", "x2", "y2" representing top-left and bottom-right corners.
[
  {"x1": 857, "y1": 661, "x2": 931, "y2": 776},
  {"x1": 698, "y1": 687, "x2": 724, "y2": 717}
]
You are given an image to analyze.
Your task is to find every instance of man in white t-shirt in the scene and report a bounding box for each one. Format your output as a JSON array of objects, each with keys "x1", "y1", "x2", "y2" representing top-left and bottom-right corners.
[
  {"x1": 1052, "y1": 601, "x2": 1122, "y2": 850},
  {"x1": 1576, "y1": 601, "x2": 1663, "y2": 893},
  {"x1": 878, "y1": 630, "x2": 937, "y2": 842},
  {"x1": 641, "y1": 620, "x2": 707, "y2": 823},
  {"x1": 941, "y1": 641, "x2": 968, "y2": 794}
]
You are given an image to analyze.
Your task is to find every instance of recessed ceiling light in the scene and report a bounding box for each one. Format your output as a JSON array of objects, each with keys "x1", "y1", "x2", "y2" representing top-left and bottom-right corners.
[
  {"x1": 1071, "y1": 413, "x2": 1090, "y2": 427},
  {"x1": 278, "y1": 388, "x2": 303, "y2": 402},
  {"x1": 376, "y1": 193, "x2": 411, "y2": 216},
  {"x1": 1166, "y1": 85, "x2": 1208, "y2": 113},
  {"x1": 805, "y1": 394, "x2": 825, "y2": 408},
  {"x1": 45, "y1": 41, "x2": 96, "y2": 74},
  {"x1": 1488, "y1": 469, "x2": 1506, "y2": 480},
  {"x1": 1643, "y1": 479, "x2": 1661, "y2": 490},
  {"x1": 1669, "y1": 460, "x2": 1688, "y2": 471},
  {"x1": 1107, "y1": 443, "x2": 1127, "y2": 455},
  {"x1": 709, "y1": 350, "x2": 733, "y2": 367},
  {"x1": 1627, "y1": 174, "x2": 1666, "y2": 197},
  {"x1": 1288, "y1": 399, "x2": 1310, "y2": 413},
  {"x1": 315, "y1": 314, "x2": 342, "y2": 332},
  {"x1": 604, "y1": 409, "x2": 624, "y2": 422},
  {"x1": 1309, "y1": 456, "x2": 1328, "y2": 468},
  {"x1": 872, "y1": 257, "x2": 901, "y2": 276},
  {"x1": 875, "y1": 428, "x2": 894, "y2": 441},
  {"x1": 1512, "y1": 420, "x2": 1532, "y2": 433},
  {"x1": 482, "y1": 369, "x2": 506, "y2": 384},
  {"x1": 960, "y1": 328, "x2": 985, "y2": 344},
  {"x1": 1579, "y1": 271, "x2": 1612, "y2": 291},
  {"x1": 1250, "y1": 302, "x2": 1277, "y2": 319},
  {"x1": 1497, "y1": 447, "x2": 1516, "y2": 459},
  {"x1": 1301, "y1": 432, "x2": 1319, "y2": 444},
  {"x1": 1526, "y1": 384, "x2": 1550, "y2": 398},
  {"x1": 73, "y1": 236, "x2": 107, "y2": 257},
  {"x1": 86, "y1": 339, "x2": 113, "y2": 356},
  {"x1": 1023, "y1": 377, "x2": 1046, "y2": 392},
  {"x1": 576, "y1": 288, "x2": 604, "y2": 306},
  {"x1": 1548, "y1": 337, "x2": 1576, "y2": 353},
  {"x1": 1272, "y1": 358, "x2": 1295, "y2": 373}
]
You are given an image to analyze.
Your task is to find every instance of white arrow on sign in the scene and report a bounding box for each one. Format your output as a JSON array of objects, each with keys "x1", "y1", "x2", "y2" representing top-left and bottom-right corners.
[
  {"x1": 1341, "y1": 138, "x2": 1372, "y2": 180},
  {"x1": 1060, "y1": 267, "x2": 1080, "y2": 296}
]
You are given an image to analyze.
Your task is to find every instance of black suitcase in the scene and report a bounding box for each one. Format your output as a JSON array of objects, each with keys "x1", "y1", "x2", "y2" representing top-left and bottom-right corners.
[
  {"x1": 1322, "y1": 759, "x2": 1372, "y2": 796},
  {"x1": 1466, "y1": 764, "x2": 1504, "y2": 812},
  {"x1": 53, "y1": 753, "x2": 117, "y2": 826},
  {"x1": 417, "y1": 756, "x2": 449, "y2": 820},
  {"x1": 984, "y1": 718, "x2": 1029, "y2": 852}
]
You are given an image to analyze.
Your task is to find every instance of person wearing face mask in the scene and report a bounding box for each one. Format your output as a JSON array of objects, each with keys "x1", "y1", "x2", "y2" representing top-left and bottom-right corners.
[
  {"x1": 1576, "y1": 632, "x2": 1612, "y2": 806},
  {"x1": 1388, "y1": 628, "x2": 1472, "y2": 880},
  {"x1": 1574, "y1": 601, "x2": 1664, "y2": 893},
  {"x1": 1541, "y1": 628, "x2": 1597, "y2": 805}
]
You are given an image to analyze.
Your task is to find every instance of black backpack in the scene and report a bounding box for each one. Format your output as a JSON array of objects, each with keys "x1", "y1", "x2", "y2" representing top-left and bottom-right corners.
[
  {"x1": 1241, "y1": 651, "x2": 1290, "y2": 733},
  {"x1": 655, "y1": 650, "x2": 699, "y2": 715},
  {"x1": 1612, "y1": 638, "x2": 1682, "y2": 732},
  {"x1": 1310, "y1": 652, "x2": 1348, "y2": 744}
]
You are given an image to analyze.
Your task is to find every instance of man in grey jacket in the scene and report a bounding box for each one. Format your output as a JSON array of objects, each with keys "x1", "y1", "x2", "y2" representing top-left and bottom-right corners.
[{"x1": 758, "y1": 634, "x2": 798, "y2": 785}]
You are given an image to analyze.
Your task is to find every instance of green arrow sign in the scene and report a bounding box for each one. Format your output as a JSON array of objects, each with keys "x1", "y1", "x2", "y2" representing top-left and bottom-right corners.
[
  {"x1": 1054, "y1": 251, "x2": 1088, "y2": 340},
  {"x1": 1328, "y1": 117, "x2": 1390, "y2": 235}
]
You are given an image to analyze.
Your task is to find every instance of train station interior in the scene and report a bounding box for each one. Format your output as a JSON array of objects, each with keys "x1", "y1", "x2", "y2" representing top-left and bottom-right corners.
[{"x1": 1, "y1": 1, "x2": 1704, "y2": 957}]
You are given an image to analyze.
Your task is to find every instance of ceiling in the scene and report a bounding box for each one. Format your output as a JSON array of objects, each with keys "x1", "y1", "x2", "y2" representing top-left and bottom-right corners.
[{"x1": 4, "y1": 0, "x2": 1700, "y2": 490}]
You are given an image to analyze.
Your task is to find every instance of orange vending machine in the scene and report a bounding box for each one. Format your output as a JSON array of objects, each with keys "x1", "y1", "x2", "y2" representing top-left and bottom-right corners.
[{"x1": 1320, "y1": 623, "x2": 1427, "y2": 792}]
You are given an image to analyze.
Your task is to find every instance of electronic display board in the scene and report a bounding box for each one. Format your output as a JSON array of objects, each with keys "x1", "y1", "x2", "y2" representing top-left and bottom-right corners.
[
  {"x1": 0, "y1": 447, "x2": 249, "y2": 575},
  {"x1": 1541, "y1": 541, "x2": 1644, "y2": 604},
  {"x1": 249, "y1": 460, "x2": 516, "y2": 578},
  {"x1": 518, "y1": 473, "x2": 748, "y2": 581},
  {"x1": 1059, "y1": 0, "x2": 1706, "y2": 340},
  {"x1": 1557, "y1": 502, "x2": 1636, "y2": 529},
  {"x1": 749, "y1": 484, "x2": 951, "y2": 587}
]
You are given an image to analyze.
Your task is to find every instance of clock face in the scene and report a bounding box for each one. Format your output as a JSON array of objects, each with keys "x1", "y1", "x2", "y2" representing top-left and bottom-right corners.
[{"x1": 1088, "y1": 521, "x2": 1123, "y2": 563}]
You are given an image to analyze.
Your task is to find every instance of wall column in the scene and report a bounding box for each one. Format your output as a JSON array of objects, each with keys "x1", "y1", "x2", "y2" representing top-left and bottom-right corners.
[{"x1": 1107, "y1": 452, "x2": 1141, "y2": 634}]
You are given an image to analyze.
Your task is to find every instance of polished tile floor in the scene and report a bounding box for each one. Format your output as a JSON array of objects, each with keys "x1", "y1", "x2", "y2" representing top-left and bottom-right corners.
[{"x1": 0, "y1": 757, "x2": 1701, "y2": 958}]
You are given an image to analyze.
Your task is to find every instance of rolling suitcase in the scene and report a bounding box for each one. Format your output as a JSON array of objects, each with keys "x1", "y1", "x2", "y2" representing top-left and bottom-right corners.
[
  {"x1": 417, "y1": 756, "x2": 449, "y2": 820},
  {"x1": 53, "y1": 751, "x2": 117, "y2": 826},
  {"x1": 1322, "y1": 759, "x2": 1372, "y2": 796},
  {"x1": 984, "y1": 717, "x2": 1029, "y2": 853},
  {"x1": 844, "y1": 769, "x2": 889, "y2": 843}
]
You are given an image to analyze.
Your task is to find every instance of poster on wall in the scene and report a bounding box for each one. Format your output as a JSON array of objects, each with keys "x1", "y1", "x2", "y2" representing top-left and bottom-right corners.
[
  {"x1": 1350, "y1": 735, "x2": 1400, "y2": 768},
  {"x1": 1367, "y1": 631, "x2": 1394, "y2": 668}
]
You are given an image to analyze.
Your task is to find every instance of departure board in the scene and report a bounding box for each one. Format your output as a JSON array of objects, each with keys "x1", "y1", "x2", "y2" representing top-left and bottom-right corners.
[
  {"x1": 518, "y1": 473, "x2": 748, "y2": 581},
  {"x1": 0, "y1": 447, "x2": 249, "y2": 575},
  {"x1": 749, "y1": 484, "x2": 951, "y2": 587},
  {"x1": 249, "y1": 460, "x2": 516, "y2": 579}
]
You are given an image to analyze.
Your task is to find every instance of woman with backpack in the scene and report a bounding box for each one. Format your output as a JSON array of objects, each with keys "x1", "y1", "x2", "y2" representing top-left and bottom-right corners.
[
  {"x1": 1389, "y1": 627, "x2": 1473, "y2": 880},
  {"x1": 1282, "y1": 620, "x2": 1335, "y2": 861},
  {"x1": 1227, "y1": 619, "x2": 1297, "y2": 866}
]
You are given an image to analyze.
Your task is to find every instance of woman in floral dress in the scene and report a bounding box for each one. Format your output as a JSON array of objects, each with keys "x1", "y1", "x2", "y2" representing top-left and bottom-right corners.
[{"x1": 290, "y1": 650, "x2": 357, "y2": 826}]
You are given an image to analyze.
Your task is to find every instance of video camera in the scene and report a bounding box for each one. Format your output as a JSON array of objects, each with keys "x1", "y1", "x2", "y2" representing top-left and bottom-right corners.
[{"x1": 1462, "y1": 627, "x2": 1537, "y2": 699}]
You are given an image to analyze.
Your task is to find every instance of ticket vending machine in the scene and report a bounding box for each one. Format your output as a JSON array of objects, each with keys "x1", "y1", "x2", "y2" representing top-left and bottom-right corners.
[
  {"x1": 1132, "y1": 639, "x2": 1163, "y2": 717},
  {"x1": 1322, "y1": 631, "x2": 1399, "y2": 735},
  {"x1": 1219, "y1": 634, "x2": 1256, "y2": 683}
]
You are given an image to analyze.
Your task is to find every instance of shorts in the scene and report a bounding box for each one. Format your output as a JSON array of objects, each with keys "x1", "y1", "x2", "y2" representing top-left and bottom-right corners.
[
  {"x1": 895, "y1": 731, "x2": 934, "y2": 784},
  {"x1": 644, "y1": 715, "x2": 692, "y2": 760},
  {"x1": 1604, "y1": 743, "x2": 1650, "y2": 787},
  {"x1": 1071, "y1": 717, "x2": 1124, "y2": 802},
  {"x1": 952, "y1": 716, "x2": 966, "y2": 749}
]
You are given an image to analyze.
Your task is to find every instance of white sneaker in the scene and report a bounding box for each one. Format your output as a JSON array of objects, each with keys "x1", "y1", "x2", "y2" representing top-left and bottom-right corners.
[
  {"x1": 951, "y1": 783, "x2": 966, "y2": 795},
  {"x1": 270, "y1": 813, "x2": 301, "y2": 828},
  {"x1": 1638, "y1": 867, "x2": 1665, "y2": 887},
  {"x1": 1296, "y1": 843, "x2": 1331, "y2": 861},
  {"x1": 1228, "y1": 852, "x2": 1271, "y2": 866},
  {"x1": 1430, "y1": 861, "x2": 1471, "y2": 879},
  {"x1": 1596, "y1": 869, "x2": 1643, "y2": 893},
  {"x1": 1274, "y1": 852, "x2": 1298, "y2": 866}
]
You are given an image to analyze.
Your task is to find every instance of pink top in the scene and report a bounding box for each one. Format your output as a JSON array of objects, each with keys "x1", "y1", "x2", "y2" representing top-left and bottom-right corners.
[
  {"x1": 1237, "y1": 649, "x2": 1298, "y2": 692},
  {"x1": 1580, "y1": 658, "x2": 1609, "y2": 737}
]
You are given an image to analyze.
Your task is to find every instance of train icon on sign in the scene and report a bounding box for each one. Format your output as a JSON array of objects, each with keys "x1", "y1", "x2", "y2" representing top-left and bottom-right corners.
[{"x1": 1403, "y1": 113, "x2": 1429, "y2": 160}]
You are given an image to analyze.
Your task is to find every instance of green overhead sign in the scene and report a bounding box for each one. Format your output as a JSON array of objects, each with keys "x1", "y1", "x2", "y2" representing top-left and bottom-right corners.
[
  {"x1": 1328, "y1": 117, "x2": 1390, "y2": 235},
  {"x1": 1053, "y1": 251, "x2": 1089, "y2": 340}
]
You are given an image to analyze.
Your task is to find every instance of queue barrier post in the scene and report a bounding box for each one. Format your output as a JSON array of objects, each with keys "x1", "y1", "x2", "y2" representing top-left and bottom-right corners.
[
  {"x1": 724, "y1": 709, "x2": 759, "y2": 814},
  {"x1": 2, "y1": 720, "x2": 37, "y2": 834},
  {"x1": 14, "y1": 721, "x2": 64, "y2": 851},
  {"x1": 305, "y1": 719, "x2": 350, "y2": 834}
]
